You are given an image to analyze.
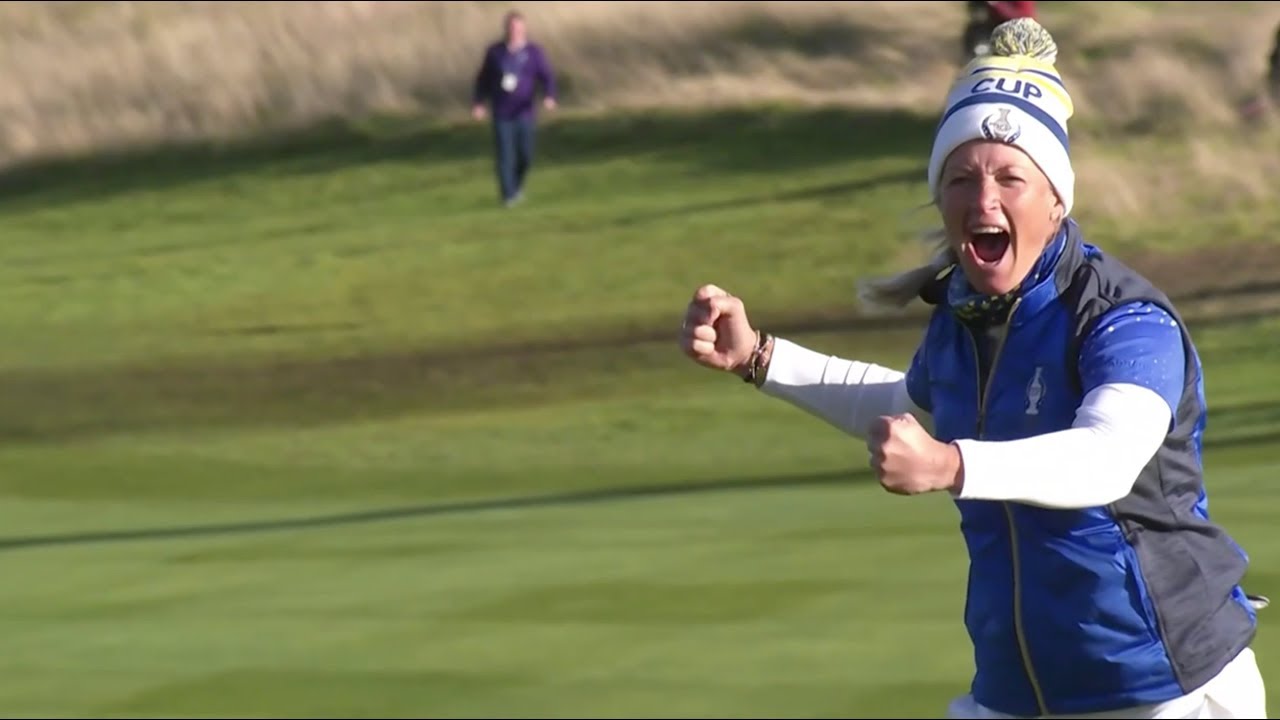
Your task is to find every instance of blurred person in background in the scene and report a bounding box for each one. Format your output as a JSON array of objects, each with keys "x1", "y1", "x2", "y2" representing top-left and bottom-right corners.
[
  {"x1": 1239, "y1": 21, "x2": 1280, "y2": 121},
  {"x1": 471, "y1": 10, "x2": 558, "y2": 208},
  {"x1": 964, "y1": 0, "x2": 1037, "y2": 62},
  {"x1": 679, "y1": 18, "x2": 1267, "y2": 719},
  {"x1": 1268, "y1": 22, "x2": 1280, "y2": 107}
]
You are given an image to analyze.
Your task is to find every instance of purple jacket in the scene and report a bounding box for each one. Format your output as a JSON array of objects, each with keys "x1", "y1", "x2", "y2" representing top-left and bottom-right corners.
[{"x1": 472, "y1": 41, "x2": 557, "y2": 121}]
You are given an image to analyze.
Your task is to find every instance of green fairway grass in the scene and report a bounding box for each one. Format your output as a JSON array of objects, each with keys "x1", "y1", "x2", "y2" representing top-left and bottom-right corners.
[{"x1": 0, "y1": 107, "x2": 1278, "y2": 718}]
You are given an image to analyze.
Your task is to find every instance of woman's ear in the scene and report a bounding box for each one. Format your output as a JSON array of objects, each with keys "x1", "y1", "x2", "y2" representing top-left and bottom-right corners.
[{"x1": 1050, "y1": 198, "x2": 1065, "y2": 225}]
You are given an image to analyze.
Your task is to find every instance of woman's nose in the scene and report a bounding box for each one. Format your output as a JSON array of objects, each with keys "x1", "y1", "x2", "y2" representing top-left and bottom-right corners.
[{"x1": 974, "y1": 177, "x2": 1001, "y2": 212}]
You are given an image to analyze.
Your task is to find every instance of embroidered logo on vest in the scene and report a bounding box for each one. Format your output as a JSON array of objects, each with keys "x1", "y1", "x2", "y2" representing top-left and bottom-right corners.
[{"x1": 1026, "y1": 366, "x2": 1046, "y2": 416}]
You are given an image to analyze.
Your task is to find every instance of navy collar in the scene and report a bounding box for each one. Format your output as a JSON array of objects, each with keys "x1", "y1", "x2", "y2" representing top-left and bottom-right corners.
[{"x1": 1013, "y1": 219, "x2": 1087, "y2": 326}]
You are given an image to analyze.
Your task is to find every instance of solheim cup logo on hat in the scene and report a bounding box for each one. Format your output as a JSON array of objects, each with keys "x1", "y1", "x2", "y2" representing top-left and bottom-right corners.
[{"x1": 981, "y1": 107, "x2": 1022, "y2": 144}]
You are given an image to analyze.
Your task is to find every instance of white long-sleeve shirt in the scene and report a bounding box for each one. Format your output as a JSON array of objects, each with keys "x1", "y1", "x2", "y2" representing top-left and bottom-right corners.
[{"x1": 758, "y1": 337, "x2": 1173, "y2": 510}]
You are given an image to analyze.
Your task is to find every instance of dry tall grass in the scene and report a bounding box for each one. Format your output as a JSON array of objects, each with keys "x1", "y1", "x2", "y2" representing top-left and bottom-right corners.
[{"x1": 0, "y1": 1, "x2": 1277, "y2": 217}]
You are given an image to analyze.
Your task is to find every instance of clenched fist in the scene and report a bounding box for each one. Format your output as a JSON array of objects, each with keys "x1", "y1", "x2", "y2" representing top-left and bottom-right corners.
[
  {"x1": 868, "y1": 414, "x2": 964, "y2": 496},
  {"x1": 679, "y1": 284, "x2": 757, "y2": 374}
]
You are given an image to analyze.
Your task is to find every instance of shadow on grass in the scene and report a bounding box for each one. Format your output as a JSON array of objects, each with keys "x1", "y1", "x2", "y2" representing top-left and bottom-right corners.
[
  {"x1": 0, "y1": 468, "x2": 861, "y2": 554},
  {"x1": 0, "y1": 301, "x2": 1275, "y2": 446},
  {"x1": 614, "y1": 167, "x2": 925, "y2": 226},
  {"x1": 0, "y1": 106, "x2": 938, "y2": 211},
  {"x1": 1, "y1": 404, "x2": 1276, "y2": 554},
  {"x1": 0, "y1": 310, "x2": 924, "y2": 446}
]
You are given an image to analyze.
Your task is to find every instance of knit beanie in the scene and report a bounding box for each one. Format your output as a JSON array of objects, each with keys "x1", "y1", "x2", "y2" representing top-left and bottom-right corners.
[{"x1": 928, "y1": 18, "x2": 1076, "y2": 215}]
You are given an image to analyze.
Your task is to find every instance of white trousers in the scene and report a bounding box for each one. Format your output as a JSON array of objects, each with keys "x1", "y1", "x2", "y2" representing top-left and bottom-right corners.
[{"x1": 945, "y1": 647, "x2": 1266, "y2": 719}]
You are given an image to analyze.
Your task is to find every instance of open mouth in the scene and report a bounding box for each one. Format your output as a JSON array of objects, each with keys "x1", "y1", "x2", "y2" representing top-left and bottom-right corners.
[{"x1": 968, "y1": 229, "x2": 1010, "y2": 265}]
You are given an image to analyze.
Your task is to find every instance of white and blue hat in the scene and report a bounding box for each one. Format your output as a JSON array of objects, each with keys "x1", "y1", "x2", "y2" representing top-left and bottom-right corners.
[{"x1": 927, "y1": 18, "x2": 1076, "y2": 214}]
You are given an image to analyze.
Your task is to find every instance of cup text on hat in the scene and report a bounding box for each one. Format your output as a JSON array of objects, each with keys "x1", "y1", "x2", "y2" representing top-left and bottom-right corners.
[{"x1": 971, "y1": 77, "x2": 1043, "y2": 101}]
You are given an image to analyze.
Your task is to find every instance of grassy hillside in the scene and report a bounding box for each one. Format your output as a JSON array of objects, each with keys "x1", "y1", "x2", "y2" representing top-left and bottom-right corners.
[
  {"x1": 4, "y1": 1, "x2": 1278, "y2": 135},
  {"x1": 1, "y1": 2, "x2": 1279, "y2": 717},
  {"x1": 1, "y1": 1, "x2": 1278, "y2": 219}
]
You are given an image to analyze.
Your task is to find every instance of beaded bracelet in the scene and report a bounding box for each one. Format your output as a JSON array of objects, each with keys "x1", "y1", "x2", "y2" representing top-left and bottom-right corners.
[{"x1": 741, "y1": 330, "x2": 773, "y2": 387}]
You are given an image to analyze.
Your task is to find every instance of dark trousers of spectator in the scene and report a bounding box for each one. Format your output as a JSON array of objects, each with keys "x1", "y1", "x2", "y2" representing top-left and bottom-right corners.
[{"x1": 493, "y1": 117, "x2": 535, "y2": 204}]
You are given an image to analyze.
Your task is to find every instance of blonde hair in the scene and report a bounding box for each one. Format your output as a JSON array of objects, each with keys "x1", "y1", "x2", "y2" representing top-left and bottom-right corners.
[{"x1": 856, "y1": 226, "x2": 955, "y2": 312}]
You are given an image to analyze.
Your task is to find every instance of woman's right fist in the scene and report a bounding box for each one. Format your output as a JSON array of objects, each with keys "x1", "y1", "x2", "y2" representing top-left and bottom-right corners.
[{"x1": 679, "y1": 284, "x2": 757, "y2": 373}]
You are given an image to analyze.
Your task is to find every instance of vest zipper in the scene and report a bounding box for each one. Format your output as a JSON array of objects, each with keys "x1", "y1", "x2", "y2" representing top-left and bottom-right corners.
[{"x1": 964, "y1": 297, "x2": 1049, "y2": 717}]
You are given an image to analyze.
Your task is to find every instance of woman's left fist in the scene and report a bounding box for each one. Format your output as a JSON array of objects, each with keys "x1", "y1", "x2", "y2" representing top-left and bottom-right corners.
[{"x1": 867, "y1": 414, "x2": 964, "y2": 497}]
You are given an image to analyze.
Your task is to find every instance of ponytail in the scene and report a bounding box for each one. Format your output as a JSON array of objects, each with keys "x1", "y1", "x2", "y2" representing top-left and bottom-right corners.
[{"x1": 856, "y1": 228, "x2": 955, "y2": 312}]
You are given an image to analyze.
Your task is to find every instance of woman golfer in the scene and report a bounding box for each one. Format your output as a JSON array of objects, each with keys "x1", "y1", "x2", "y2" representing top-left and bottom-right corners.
[{"x1": 679, "y1": 19, "x2": 1267, "y2": 719}]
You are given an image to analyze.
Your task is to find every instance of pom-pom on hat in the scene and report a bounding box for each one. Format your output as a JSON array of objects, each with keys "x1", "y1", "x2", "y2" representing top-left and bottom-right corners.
[{"x1": 927, "y1": 18, "x2": 1076, "y2": 214}]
